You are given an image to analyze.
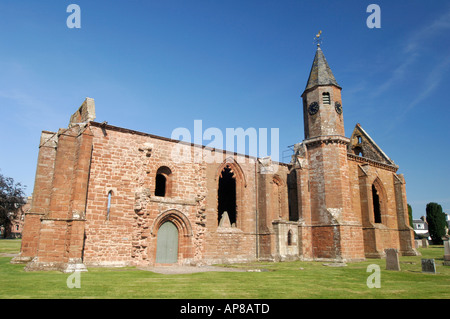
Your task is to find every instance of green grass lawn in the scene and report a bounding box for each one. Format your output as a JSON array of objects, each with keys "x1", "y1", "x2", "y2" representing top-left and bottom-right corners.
[{"x1": 1, "y1": 239, "x2": 449, "y2": 299}]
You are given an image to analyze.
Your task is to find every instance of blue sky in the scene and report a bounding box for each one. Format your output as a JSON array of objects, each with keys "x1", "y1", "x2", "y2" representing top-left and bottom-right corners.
[{"x1": 0, "y1": 0, "x2": 449, "y2": 219}]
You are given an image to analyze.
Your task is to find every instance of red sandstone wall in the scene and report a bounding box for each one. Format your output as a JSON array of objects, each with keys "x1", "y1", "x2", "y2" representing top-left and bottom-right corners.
[
  {"x1": 83, "y1": 124, "x2": 263, "y2": 266},
  {"x1": 347, "y1": 157, "x2": 404, "y2": 257}
]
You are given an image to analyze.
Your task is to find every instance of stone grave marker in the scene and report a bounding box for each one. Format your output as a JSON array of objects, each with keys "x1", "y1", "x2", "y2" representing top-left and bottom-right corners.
[
  {"x1": 444, "y1": 240, "x2": 450, "y2": 266},
  {"x1": 414, "y1": 240, "x2": 421, "y2": 249},
  {"x1": 422, "y1": 238, "x2": 429, "y2": 248},
  {"x1": 385, "y1": 248, "x2": 400, "y2": 271},
  {"x1": 421, "y1": 259, "x2": 436, "y2": 274}
]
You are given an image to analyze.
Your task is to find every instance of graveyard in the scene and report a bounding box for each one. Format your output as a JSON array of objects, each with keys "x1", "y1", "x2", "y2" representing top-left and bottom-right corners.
[{"x1": 0, "y1": 239, "x2": 449, "y2": 299}]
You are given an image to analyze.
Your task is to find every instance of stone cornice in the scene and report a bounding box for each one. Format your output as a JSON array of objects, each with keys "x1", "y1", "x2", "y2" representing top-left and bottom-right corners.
[
  {"x1": 303, "y1": 135, "x2": 350, "y2": 147},
  {"x1": 347, "y1": 153, "x2": 398, "y2": 172}
]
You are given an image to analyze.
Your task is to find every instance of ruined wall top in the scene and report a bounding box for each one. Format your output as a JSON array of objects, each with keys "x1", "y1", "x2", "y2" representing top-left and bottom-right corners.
[{"x1": 69, "y1": 97, "x2": 96, "y2": 128}]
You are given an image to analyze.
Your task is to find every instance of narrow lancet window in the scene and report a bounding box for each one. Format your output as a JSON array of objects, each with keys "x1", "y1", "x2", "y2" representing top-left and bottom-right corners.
[
  {"x1": 155, "y1": 174, "x2": 166, "y2": 197},
  {"x1": 372, "y1": 185, "x2": 382, "y2": 223},
  {"x1": 287, "y1": 230, "x2": 293, "y2": 246},
  {"x1": 155, "y1": 166, "x2": 172, "y2": 197},
  {"x1": 106, "y1": 191, "x2": 112, "y2": 220}
]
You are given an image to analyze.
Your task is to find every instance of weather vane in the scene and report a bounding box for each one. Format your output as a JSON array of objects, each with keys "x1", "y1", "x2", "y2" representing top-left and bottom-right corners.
[{"x1": 314, "y1": 30, "x2": 322, "y2": 47}]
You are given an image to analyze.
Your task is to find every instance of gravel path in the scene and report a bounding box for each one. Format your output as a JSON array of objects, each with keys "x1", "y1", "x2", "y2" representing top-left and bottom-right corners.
[{"x1": 138, "y1": 265, "x2": 247, "y2": 274}]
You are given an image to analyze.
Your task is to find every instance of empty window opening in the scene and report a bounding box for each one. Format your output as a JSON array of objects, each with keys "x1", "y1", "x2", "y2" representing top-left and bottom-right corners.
[
  {"x1": 287, "y1": 230, "x2": 293, "y2": 246},
  {"x1": 372, "y1": 185, "x2": 382, "y2": 223},
  {"x1": 287, "y1": 170, "x2": 299, "y2": 221},
  {"x1": 357, "y1": 136, "x2": 362, "y2": 144},
  {"x1": 155, "y1": 174, "x2": 166, "y2": 197},
  {"x1": 218, "y1": 167, "x2": 237, "y2": 226},
  {"x1": 106, "y1": 191, "x2": 112, "y2": 220},
  {"x1": 322, "y1": 92, "x2": 331, "y2": 105},
  {"x1": 155, "y1": 166, "x2": 172, "y2": 197},
  {"x1": 354, "y1": 146, "x2": 363, "y2": 157}
]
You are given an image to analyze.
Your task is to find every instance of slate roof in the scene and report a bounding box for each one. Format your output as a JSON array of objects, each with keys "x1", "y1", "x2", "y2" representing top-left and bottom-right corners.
[
  {"x1": 413, "y1": 219, "x2": 428, "y2": 230},
  {"x1": 305, "y1": 46, "x2": 341, "y2": 91}
]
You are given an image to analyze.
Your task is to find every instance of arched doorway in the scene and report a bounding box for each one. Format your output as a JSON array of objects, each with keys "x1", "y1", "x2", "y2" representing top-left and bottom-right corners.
[{"x1": 155, "y1": 221, "x2": 178, "y2": 263}]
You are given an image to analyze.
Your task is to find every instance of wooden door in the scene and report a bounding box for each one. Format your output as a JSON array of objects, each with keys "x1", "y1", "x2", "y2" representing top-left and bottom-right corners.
[{"x1": 156, "y1": 221, "x2": 178, "y2": 263}]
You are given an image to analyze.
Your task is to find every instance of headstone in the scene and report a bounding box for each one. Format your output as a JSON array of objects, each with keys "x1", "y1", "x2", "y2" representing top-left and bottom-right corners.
[
  {"x1": 443, "y1": 240, "x2": 450, "y2": 266},
  {"x1": 421, "y1": 259, "x2": 436, "y2": 274},
  {"x1": 385, "y1": 248, "x2": 400, "y2": 271},
  {"x1": 414, "y1": 240, "x2": 422, "y2": 249},
  {"x1": 422, "y1": 238, "x2": 429, "y2": 248}
]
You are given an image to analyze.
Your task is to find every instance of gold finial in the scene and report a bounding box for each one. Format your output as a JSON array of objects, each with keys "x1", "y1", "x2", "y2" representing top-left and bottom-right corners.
[{"x1": 314, "y1": 30, "x2": 322, "y2": 47}]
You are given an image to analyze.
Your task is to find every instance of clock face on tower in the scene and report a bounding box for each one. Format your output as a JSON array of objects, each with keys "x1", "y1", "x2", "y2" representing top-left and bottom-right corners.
[
  {"x1": 335, "y1": 101, "x2": 343, "y2": 115},
  {"x1": 308, "y1": 102, "x2": 319, "y2": 115}
]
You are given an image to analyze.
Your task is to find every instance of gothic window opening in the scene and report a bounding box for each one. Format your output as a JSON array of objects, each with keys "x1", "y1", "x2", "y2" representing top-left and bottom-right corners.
[
  {"x1": 218, "y1": 166, "x2": 237, "y2": 226},
  {"x1": 106, "y1": 191, "x2": 112, "y2": 220},
  {"x1": 372, "y1": 184, "x2": 382, "y2": 223},
  {"x1": 322, "y1": 92, "x2": 331, "y2": 105},
  {"x1": 155, "y1": 166, "x2": 172, "y2": 197}
]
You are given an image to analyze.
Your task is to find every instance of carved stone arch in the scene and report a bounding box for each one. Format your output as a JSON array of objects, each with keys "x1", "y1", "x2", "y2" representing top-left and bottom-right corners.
[
  {"x1": 150, "y1": 209, "x2": 194, "y2": 264},
  {"x1": 155, "y1": 161, "x2": 177, "y2": 175},
  {"x1": 151, "y1": 209, "x2": 193, "y2": 237},
  {"x1": 214, "y1": 157, "x2": 247, "y2": 188}
]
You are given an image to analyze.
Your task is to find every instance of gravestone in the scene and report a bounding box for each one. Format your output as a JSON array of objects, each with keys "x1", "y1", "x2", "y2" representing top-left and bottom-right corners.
[
  {"x1": 444, "y1": 240, "x2": 450, "y2": 266},
  {"x1": 421, "y1": 259, "x2": 436, "y2": 274},
  {"x1": 422, "y1": 238, "x2": 429, "y2": 248},
  {"x1": 414, "y1": 240, "x2": 422, "y2": 249},
  {"x1": 385, "y1": 248, "x2": 400, "y2": 271}
]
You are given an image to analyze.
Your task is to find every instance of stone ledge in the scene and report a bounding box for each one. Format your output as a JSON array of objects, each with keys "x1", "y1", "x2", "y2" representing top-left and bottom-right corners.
[
  {"x1": 24, "y1": 257, "x2": 88, "y2": 273},
  {"x1": 10, "y1": 256, "x2": 33, "y2": 264},
  {"x1": 303, "y1": 135, "x2": 350, "y2": 146},
  {"x1": 149, "y1": 196, "x2": 197, "y2": 206}
]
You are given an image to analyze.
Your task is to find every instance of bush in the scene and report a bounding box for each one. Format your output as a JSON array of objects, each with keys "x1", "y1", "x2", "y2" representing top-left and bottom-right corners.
[{"x1": 426, "y1": 202, "x2": 447, "y2": 245}]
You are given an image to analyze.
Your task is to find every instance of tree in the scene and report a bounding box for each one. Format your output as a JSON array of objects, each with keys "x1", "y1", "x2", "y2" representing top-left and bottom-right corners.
[
  {"x1": 407, "y1": 204, "x2": 413, "y2": 228},
  {"x1": 425, "y1": 202, "x2": 447, "y2": 245},
  {"x1": 0, "y1": 172, "x2": 26, "y2": 238}
]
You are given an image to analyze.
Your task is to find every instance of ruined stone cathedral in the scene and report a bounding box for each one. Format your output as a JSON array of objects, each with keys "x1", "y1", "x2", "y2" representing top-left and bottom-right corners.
[{"x1": 14, "y1": 45, "x2": 418, "y2": 272}]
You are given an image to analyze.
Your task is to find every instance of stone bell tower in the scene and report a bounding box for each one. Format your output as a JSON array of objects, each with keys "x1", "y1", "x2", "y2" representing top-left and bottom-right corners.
[{"x1": 299, "y1": 42, "x2": 365, "y2": 261}]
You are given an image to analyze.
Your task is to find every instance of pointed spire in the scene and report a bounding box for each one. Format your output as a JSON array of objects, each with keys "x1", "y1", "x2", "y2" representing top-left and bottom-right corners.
[{"x1": 304, "y1": 46, "x2": 340, "y2": 91}]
